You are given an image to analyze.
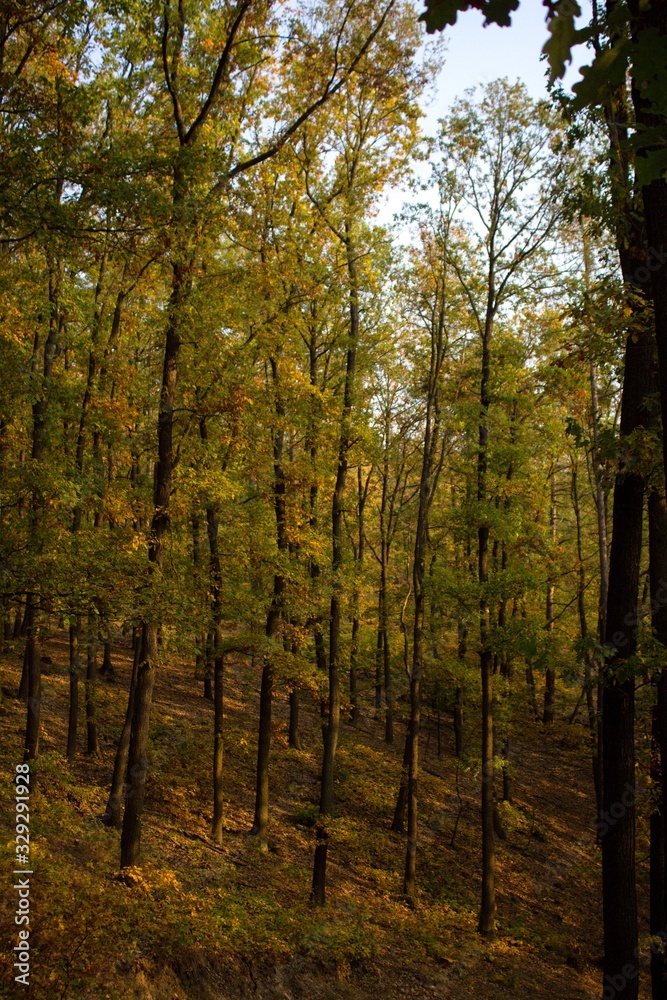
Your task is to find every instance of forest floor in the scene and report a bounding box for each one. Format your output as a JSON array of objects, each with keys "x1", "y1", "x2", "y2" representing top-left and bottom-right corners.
[{"x1": 0, "y1": 632, "x2": 654, "y2": 999}]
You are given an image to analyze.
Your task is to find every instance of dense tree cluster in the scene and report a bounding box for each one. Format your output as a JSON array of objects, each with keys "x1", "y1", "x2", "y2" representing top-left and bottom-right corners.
[{"x1": 1, "y1": 2, "x2": 667, "y2": 997}]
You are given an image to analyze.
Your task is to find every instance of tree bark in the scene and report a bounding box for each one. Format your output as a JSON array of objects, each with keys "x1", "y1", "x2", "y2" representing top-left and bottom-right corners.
[
  {"x1": 250, "y1": 355, "x2": 287, "y2": 850},
  {"x1": 599, "y1": 292, "x2": 651, "y2": 1000},
  {"x1": 311, "y1": 224, "x2": 359, "y2": 907},
  {"x1": 649, "y1": 488, "x2": 667, "y2": 1000},
  {"x1": 67, "y1": 620, "x2": 80, "y2": 760},
  {"x1": 543, "y1": 471, "x2": 557, "y2": 724},
  {"x1": 103, "y1": 628, "x2": 139, "y2": 828},
  {"x1": 289, "y1": 688, "x2": 301, "y2": 749},
  {"x1": 85, "y1": 620, "x2": 98, "y2": 755},
  {"x1": 120, "y1": 245, "x2": 188, "y2": 867}
]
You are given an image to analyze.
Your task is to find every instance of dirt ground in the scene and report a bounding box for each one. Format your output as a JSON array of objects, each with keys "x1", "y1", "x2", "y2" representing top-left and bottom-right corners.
[{"x1": 0, "y1": 630, "x2": 654, "y2": 998}]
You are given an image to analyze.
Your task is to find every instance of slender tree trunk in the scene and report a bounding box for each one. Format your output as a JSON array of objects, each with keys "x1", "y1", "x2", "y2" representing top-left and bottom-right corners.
[
  {"x1": 67, "y1": 619, "x2": 80, "y2": 760},
  {"x1": 120, "y1": 243, "x2": 189, "y2": 868},
  {"x1": 204, "y1": 489, "x2": 225, "y2": 844},
  {"x1": 311, "y1": 223, "x2": 359, "y2": 907},
  {"x1": 543, "y1": 471, "x2": 557, "y2": 725},
  {"x1": 211, "y1": 646, "x2": 224, "y2": 844},
  {"x1": 572, "y1": 460, "x2": 600, "y2": 810},
  {"x1": 384, "y1": 600, "x2": 393, "y2": 745},
  {"x1": 101, "y1": 636, "x2": 114, "y2": 680},
  {"x1": 349, "y1": 616, "x2": 359, "y2": 726},
  {"x1": 250, "y1": 356, "x2": 287, "y2": 850},
  {"x1": 374, "y1": 603, "x2": 383, "y2": 716},
  {"x1": 392, "y1": 721, "x2": 411, "y2": 833},
  {"x1": 403, "y1": 260, "x2": 447, "y2": 906},
  {"x1": 349, "y1": 465, "x2": 368, "y2": 726},
  {"x1": 289, "y1": 688, "x2": 301, "y2": 749},
  {"x1": 23, "y1": 254, "x2": 60, "y2": 762},
  {"x1": 103, "y1": 628, "x2": 139, "y2": 828},
  {"x1": 204, "y1": 631, "x2": 214, "y2": 701},
  {"x1": 23, "y1": 595, "x2": 40, "y2": 760},
  {"x1": 477, "y1": 295, "x2": 496, "y2": 937},
  {"x1": 85, "y1": 619, "x2": 98, "y2": 755},
  {"x1": 588, "y1": 361, "x2": 608, "y2": 821}
]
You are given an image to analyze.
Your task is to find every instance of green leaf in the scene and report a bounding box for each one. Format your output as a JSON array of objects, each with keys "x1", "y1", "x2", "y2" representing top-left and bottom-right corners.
[
  {"x1": 419, "y1": 0, "x2": 519, "y2": 34},
  {"x1": 570, "y1": 39, "x2": 630, "y2": 111},
  {"x1": 542, "y1": 2, "x2": 591, "y2": 83}
]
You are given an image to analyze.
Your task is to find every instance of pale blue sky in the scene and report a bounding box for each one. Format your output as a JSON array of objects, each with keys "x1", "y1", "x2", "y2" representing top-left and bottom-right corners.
[
  {"x1": 379, "y1": 2, "x2": 593, "y2": 221},
  {"x1": 431, "y1": 1, "x2": 591, "y2": 113}
]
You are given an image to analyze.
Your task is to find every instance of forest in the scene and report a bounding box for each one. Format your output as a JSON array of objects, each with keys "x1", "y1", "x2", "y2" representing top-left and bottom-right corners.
[{"x1": 1, "y1": 0, "x2": 667, "y2": 997}]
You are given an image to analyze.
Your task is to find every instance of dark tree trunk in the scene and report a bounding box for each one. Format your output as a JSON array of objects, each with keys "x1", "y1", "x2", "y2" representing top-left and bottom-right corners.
[
  {"x1": 392, "y1": 721, "x2": 411, "y2": 834},
  {"x1": 501, "y1": 738, "x2": 512, "y2": 805},
  {"x1": 120, "y1": 246, "x2": 188, "y2": 868},
  {"x1": 383, "y1": 560, "x2": 393, "y2": 744},
  {"x1": 311, "y1": 223, "x2": 359, "y2": 907},
  {"x1": 543, "y1": 471, "x2": 557, "y2": 725},
  {"x1": 586, "y1": 357, "x2": 609, "y2": 825},
  {"x1": 103, "y1": 628, "x2": 139, "y2": 828},
  {"x1": 23, "y1": 257, "x2": 60, "y2": 761},
  {"x1": 477, "y1": 304, "x2": 496, "y2": 938},
  {"x1": 289, "y1": 689, "x2": 301, "y2": 749},
  {"x1": 349, "y1": 616, "x2": 359, "y2": 726},
  {"x1": 18, "y1": 638, "x2": 29, "y2": 701},
  {"x1": 85, "y1": 621, "x2": 98, "y2": 755},
  {"x1": 374, "y1": 611, "x2": 383, "y2": 716},
  {"x1": 403, "y1": 252, "x2": 447, "y2": 907},
  {"x1": 120, "y1": 622, "x2": 157, "y2": 866},
  {"x1": 349, "y1": 465, "x2": 369, "y2": 726},
  {"x1": 23, "y1": 595, "x2": 40, "y2": 760},
  {"x1": 13, "y1": 604, "x2": 24, "y2": 640},
  {"x1": 204, "y1": 630, "x2": 214, "y2": 701},
  {"x1": 204, "y1": 489, "x2": 225, "y2": 845},
  {"x1": 67, "y1": 619, "x2": 80, "y2": 760},
  {"x1": 101, "y1": 637, "x2": 114, "y2": 680},
  {"x1": 250, "y1": 355, "x2": 287, "y2": 850},
  {"x1": 649, "y1": 488, "x2": 667, "y2": 1000},
  {"x1": 599, "y1": 286, "x2": 651, "y2": 1000},
  {"x1": 211, "y1": 646, "x2": 224, "y2": 844},
  {"x1": 454, "y1": 686, "x2": 464, "y2": 759}
]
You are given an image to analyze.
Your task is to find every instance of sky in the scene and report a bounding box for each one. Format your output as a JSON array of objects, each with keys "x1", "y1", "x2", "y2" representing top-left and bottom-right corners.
[
  {"x1": 379, "y1": 1, "x2": 593, "y2": 221},
  {"x1": 431, "y1": 1, "x2": 591, "y2": 112}
]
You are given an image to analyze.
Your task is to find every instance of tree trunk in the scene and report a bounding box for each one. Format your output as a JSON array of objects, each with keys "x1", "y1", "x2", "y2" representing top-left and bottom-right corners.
[
  {"x1": 67, "y1": 619, "x2": 80, "y2": 760},
  {"x1": 392, "y1": 721, "x2": 411, "y2": 834},
  {"x1": 477, "y1": 298, "x2": 496, "y2": 937},
  {"x1": 349, "y1": 616, "x2": 359, "y2": 726},
  {"x1": 211, "y1": 646, "x2": 224, "y2": 845},
  {"x1": 289, "y1": 688, "x2": 301, "y2": 749},
  {"x1": 101, "y1": 637, "x2": 114, "y2": 680},
  {"x1": 374, "y1": 608, "x2": 384, "y2": 716},
  {"x1": 250, "y1": 355, "x2": 287, "y2": 850},
  {"x1": 349, "y1": 465, "x2": 368, "y2": 726},
  {"x1": 120, "y1": 246, "x2": 188, "y2": 867},
  {"x1": 649, "y1": 488, "x2": 667, "y2": 1000},
  {"x1": 383, "y1": 554, "x2": 393, "y2": 744},
  {"x1": 599, "y1": 302, "x2": 651, "y2": 999},
  {"x1": 311, "y1": 223, "x2": 359, "y2": 907},
  {"x1": 204, "y1": 631, "x2": 214, "y2": 701},
  {"x1": 23, "y1": 595, "x2": 40, "y2": 760},
  {"x1": 204, "y1": 486, "x2": 225, "y2": 845},
  {"x1": 85, "y1": 620, "x2": 98, "y2": 755},
  {"x1": 543, "y1": 471, "x2": 557, "y2": 725},
  {"x1": 403, "y1": 250, "x2": 447, "y2": 906},
  {"x1": 103, "y1": 628, "x2": 139, "y2": 828},
  {"x1": 23, "y1": 255, "x2": 60, "y2": 762}
]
